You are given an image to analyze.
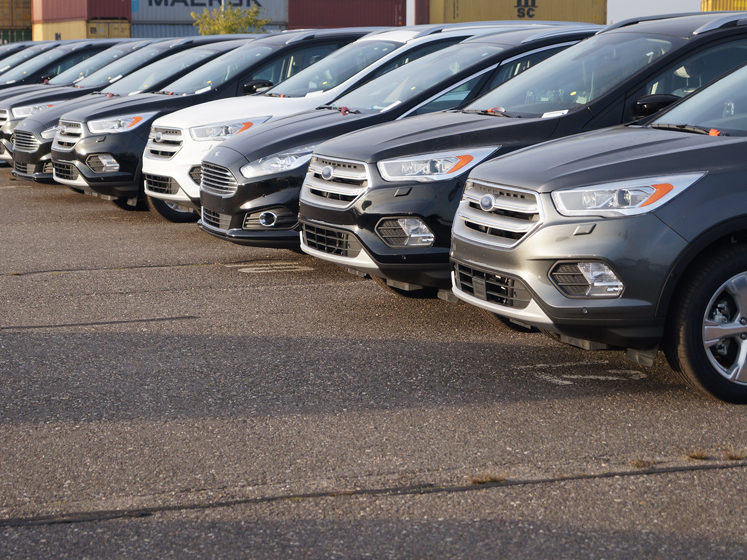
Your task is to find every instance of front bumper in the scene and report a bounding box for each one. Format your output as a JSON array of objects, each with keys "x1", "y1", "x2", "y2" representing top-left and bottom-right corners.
[
  {"x1": 298, "y1": 177, "x2": 463, "y2": 289},
  {"x1": 12, "y1": 138, "x2": 54, "y2": 182},
  {"x1": 50, "y1": 132, "x2": 145, "y2": 198},
  {"x1": 198, "y1": 169, "x2": 306, "y2": 249},
  {"x1": 450, "y1": 209, "x2": 688, "y2": 349},
  {"x1": 142, "y1": 134, "x2": 215, "y2": 207}
]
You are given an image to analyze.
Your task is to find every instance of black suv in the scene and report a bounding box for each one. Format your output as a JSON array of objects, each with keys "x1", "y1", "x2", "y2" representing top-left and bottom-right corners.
[
  {"x1": 197, "y1": 25, "x2": 600, "y2": 247},
  {"x1": 298, "y1": 13, "x2": 747, "y2": 297},
  {"x1": 450, "y1": 62, "x2": 747, "y2": 403},
  {"x1": 10, "y1": 36, "x2": 252, "y2": 182},
  {"x1": 49, "y1": 29, "x2": 375, "y2": 209}
]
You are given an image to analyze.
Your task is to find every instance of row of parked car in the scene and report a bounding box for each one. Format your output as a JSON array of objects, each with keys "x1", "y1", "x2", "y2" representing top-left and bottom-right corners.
[{"x1": 3, "y1": 12, "x2": 747, "y2": 403}]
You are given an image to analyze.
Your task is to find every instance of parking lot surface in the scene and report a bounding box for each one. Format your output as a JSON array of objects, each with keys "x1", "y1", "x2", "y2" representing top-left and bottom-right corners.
[{"x1": 1, "y1": 176, "x2": 745, "y2": 558}]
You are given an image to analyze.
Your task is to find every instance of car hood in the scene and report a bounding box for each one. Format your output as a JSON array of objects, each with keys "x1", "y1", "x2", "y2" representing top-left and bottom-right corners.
[
  {"x1": 216, "y1": 108, "x2": 378, "y2": 165},
  {"x1": 59, "y1": 92, "x2": 194, "y2": 122},
  {"x1": 0, "y1": 85, "x2": 93, "y2": 112},
  {"x1": 153, "y1": 92, "x2": 337, "y2": 129},
  {"x1": 14, "y1": 93, "x2": 127, "y2": 133},
  {"x1": 0, "y1": 83, "x2": 68, "y2": 103},
  {"x1": 469, "y1": 126, "x2": 747, "y2": 193},
  {"x1": 313, "y1": 110, "x2": 561, "y2": 163}
]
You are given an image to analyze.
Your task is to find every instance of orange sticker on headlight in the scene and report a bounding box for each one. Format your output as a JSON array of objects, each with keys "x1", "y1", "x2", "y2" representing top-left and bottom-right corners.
[{"x1": 641, "y1": 183, "x2": 673, "y2": 207}]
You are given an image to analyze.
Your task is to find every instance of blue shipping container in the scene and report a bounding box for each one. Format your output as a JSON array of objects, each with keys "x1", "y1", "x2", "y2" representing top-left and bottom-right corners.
[{"x1": 130, "y1": 22, "x2": 199, "y2": 37}]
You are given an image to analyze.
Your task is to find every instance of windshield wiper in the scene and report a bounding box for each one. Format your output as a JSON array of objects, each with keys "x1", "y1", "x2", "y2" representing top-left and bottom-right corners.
[
  {"x1": 650, "y1": 123, "x2": 727, "y2": 136},
  {"x1": 319, "y1": 105, "x2": 361, "y2": 114},
  {"x1": 461, "y1": 108, "x2": 515, "y2": 118}
]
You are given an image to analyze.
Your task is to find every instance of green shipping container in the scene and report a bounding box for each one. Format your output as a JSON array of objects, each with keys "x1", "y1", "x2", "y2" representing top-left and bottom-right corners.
[{"x1": 0, "y1": 27, "x2": 31, "y2": 43}]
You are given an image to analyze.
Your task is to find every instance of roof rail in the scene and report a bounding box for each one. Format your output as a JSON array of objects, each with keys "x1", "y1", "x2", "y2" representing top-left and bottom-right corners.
[
  {"x1": 693, "y1": 13, "x2": 747, "y2": 34},
  {"x1": 521, "y1": 24, "x2": 603, "y2": 43},
  {"x1": 603, "y1": 12, "x2": 702, "y2": 32}
]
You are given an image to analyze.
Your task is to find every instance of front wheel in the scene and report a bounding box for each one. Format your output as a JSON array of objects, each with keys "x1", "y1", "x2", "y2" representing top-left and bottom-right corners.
[
  {"x1": 147, "y1": 196, "x2": 199, "y2": 223},
  {"x1": 665, "y1": 246, "x2": 747, "y2": 403}
]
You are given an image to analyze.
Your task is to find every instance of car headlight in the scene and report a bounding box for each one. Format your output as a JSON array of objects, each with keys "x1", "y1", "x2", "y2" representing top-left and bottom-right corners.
[
  {"x1": 189, "y1": 116, "x2": 270, "y2": 141},
  {"x1": 377, "y1": 147, "x2": 499, "y2": 182},
  {"x1": 239, "y1": 145, "x2": 315, "y2": 180},
  {"x1": 551, "y1": 173, "x2": 705, "y2": 217},
  {"x1": 11, "y1": 104, "x2": 53, "y2": 118},
  {"x1": 87, "y1": 113, "x2": 155, "y2": 134},
  {"x1": 40, "y1": 126, "x2": 58, "y2": 140}
]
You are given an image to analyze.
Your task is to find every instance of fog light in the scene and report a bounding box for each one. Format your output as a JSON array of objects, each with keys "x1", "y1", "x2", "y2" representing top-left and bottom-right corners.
[
  {"x1": 188, "y1": 165, "x2": 201, "y2": 185},
  {"x1": 86, "y1": 153, "x2": 119, "y2": 173},
  {"x1": 376, "y1": 217, "x2": 434, "y2": 247},
  {"x1": 551, "y1": 262, "x2": 623, "y2": 298}
]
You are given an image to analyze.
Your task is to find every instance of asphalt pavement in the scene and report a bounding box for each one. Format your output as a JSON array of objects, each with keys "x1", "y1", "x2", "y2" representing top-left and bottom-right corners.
[{"x1": 1, "y1": 176, "x2": 745, "y2": 558}]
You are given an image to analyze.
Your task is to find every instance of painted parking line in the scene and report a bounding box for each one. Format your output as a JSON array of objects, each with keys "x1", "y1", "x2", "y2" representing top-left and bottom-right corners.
[
  {"x1": 514, "y1": 361, "x2": 646, "y2": 385},
  {"x1": 224, "y1": 261, "x2": 314, "y2": 273}
]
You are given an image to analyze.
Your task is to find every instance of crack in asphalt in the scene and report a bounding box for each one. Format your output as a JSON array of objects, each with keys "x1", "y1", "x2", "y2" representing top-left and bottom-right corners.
[
  {"x1": 2, "y1": 461, "x2": 744, "y2": 528},
  {"x1": 0, "y1": 316, "x2": 200, "y2": 330},
  {"x1": 0, "y1": 262, "x2": 223, "y2": 277}
]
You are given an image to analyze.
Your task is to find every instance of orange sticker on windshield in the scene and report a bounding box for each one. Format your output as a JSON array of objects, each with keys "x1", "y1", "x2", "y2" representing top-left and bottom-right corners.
[{"x1": 709, "y1": 129, "x2": 722, "y2": 136}]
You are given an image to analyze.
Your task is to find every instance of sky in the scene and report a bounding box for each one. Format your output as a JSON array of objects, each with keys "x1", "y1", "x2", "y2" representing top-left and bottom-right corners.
[{"x1": 607, "y1": 0, "x2": 703, "y2": 24}]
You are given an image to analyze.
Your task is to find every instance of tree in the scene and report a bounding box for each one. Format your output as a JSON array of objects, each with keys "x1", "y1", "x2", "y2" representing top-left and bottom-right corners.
[{"x1": 191, "y1": 3, "x2": 270, "y2": 35}]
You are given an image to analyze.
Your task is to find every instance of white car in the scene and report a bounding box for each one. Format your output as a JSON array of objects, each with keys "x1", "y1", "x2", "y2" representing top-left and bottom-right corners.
[{"x1": 142, "y1": 24, "x2": 537, "y2": 221}]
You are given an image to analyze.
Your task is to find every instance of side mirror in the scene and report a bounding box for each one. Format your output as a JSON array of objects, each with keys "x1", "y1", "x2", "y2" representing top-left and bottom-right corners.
[
  {"x1": 242, "y1": 79, "x2": 273, "y2": 95},
  {"x1": 633, "y1": 94, "x2": 680, "y2": 119}
]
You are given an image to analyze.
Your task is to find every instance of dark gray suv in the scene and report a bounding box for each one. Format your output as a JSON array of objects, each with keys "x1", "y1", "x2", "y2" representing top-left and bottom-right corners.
[{"x1": 450, "y1": 62, "x2": 747, "y2": 403}]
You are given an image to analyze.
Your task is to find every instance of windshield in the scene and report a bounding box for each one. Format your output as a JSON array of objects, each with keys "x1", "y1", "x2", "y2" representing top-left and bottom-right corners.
[
  {"x1": 163, "y1": 44, "x2": 274, "y2": 95},
  {"x1": 102, "y1": 47, "x2": 218, "y2": 96},
  {"x1": 1, "y1": 46, "x2": 69, "y2": 83},
  {"x1": 334, "y1": 44, "x2": 505, "y2": 112},
  {"x1": 49, "y1": 46, "x2": 135, "y2": 85},
  {"x1": 268, "y1": 40, "x2": 400, "y2": 97},
  {"x1": 77, "y1": 45, "x2": 167, "y2": 88},
  {"x1": 651, "y1": 63, "x2": 747, "y2": 136},
  {"x1": 466, "y1": 33, "x2": 675, "y2": 117},
  {"x1": 0, "y1": 44, "x2": 52, "y2": 75}
]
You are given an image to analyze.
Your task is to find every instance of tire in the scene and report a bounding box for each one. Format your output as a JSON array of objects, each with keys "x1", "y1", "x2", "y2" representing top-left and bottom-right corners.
[
  {"x1": 147, "y1": 196, "x2": 199, "y2": 223},
  {"x1": 371, "y1": 275, "x2": 438, "y2": 299},
  {"x1": 664, "y1": 245, "x2": 747, "y2": 403}
]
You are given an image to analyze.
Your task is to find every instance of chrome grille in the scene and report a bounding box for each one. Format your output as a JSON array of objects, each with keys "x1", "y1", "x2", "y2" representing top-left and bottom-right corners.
[
  {"x1": 301, "y1": 223, "x2": 361, "y2": 257},
  {"x1": 201, "y1": 207, "x2": 232, "y2": 230},
  {"x1": 144, "y1": 173, "x2": 179, "y2": 195},
  {"x1": 13, "y1": 130, "x2": 39, "y2": 152},
  {"x1": 453, "y1": 180, "x2": 542, "y2": 249},
  {"x1": 53, "y1": 120, "x2": 84, "y2": 150},
  {"x1": 200, "y1": 162, "x2": 238, "y2": 196},
  {"x1": 146, "y1": 126, "x2": 183, "y2": 158},
  {"x1": 453, "y1": 263, "x2": 531, "y2": 309},
  {"x1": 300, "y1": 156, "x2": 368, "y2": 209},
  {"x1": 0, "y1": 108, "x2": 7, "y2": 125},
  {"x1": 53, "y1": 161, "x2": 79, "y2": 181}
]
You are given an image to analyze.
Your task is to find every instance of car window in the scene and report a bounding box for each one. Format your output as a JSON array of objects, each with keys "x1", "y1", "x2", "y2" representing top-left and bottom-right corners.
[
  {"x1": 39, "y1": 49, "x2": 101, "y2": 80},
  {"x1": 643, "y1": 39, "x2": 747, "y2": 98},
  {"x1": 366, "y1": 38, "x2": 464, "y2": 80},
  {"x1": 409, "y1": 74, "x2": 486, "y2": 116},
  {"x1": 485, "y1": 45, "x2": 568, "y2": 91},
  {"x1": 250, "y1": 42, "x2": 343, "y2": 85},
  {"x1": 651, "y1": 63, "x2": 747, "y2": 135}
]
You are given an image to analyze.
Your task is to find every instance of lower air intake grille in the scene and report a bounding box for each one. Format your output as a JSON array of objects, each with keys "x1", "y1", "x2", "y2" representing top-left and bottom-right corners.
[
  {"x1": 302, "y1": 224, "x2": 361, "y2": 257},
  {"x1": 454, "y1": 263, "x2": 531, "y2": 309},
  {"x1": 53, "y1": 161, "x2": 79, "y2": 181},
  {"x1": 201, "y1": 207, "x2": 231, "y2": 230},
  {"x1": 144, "y1": 174, "x2": 179, "y2": 195}
]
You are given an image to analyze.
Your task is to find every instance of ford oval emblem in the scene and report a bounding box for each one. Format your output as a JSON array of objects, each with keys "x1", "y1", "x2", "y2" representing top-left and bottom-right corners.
[
  {"x1": 479, "y1": 194, "x2": 495, "y2": 212},
  {"x1": 154, "y1": 132, "x2": 163, "y2": 142},
  {"x1": 59, "y1": 126, "x2": 66, "y2": 135},
  {"x1": 321, "y1": 166, "x2": 333, "y2": 180}
]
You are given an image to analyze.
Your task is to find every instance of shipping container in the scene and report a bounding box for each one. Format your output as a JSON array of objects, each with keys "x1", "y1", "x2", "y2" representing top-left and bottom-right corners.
[
  {"x1": 130, "y1": 22, "x2": 198, "y2": 38},
  {"x1": 0, "y1": 0, "x2": 31, "y2": 29},
  {"x1": 288, "y1": 0, "x2": 405, "y2": 27},
  {"x1": 428, "y1": 0, "x2": 606, "y2": 24},
  {"x1": 0, "y1": 27, "x2": 31, "y2": 42},
  {"x1": 32, "y1": 18, "x2": 131, "y2": 40},
  {"x1": 701, "y1": 0, "x2": 747, "y2": 9},
  {"x1": 32, "y1": 0, "x2": 130, "y2": 23},
  {"x1": 131, "y1": 0, "x2": 287, "y2": 27}
]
